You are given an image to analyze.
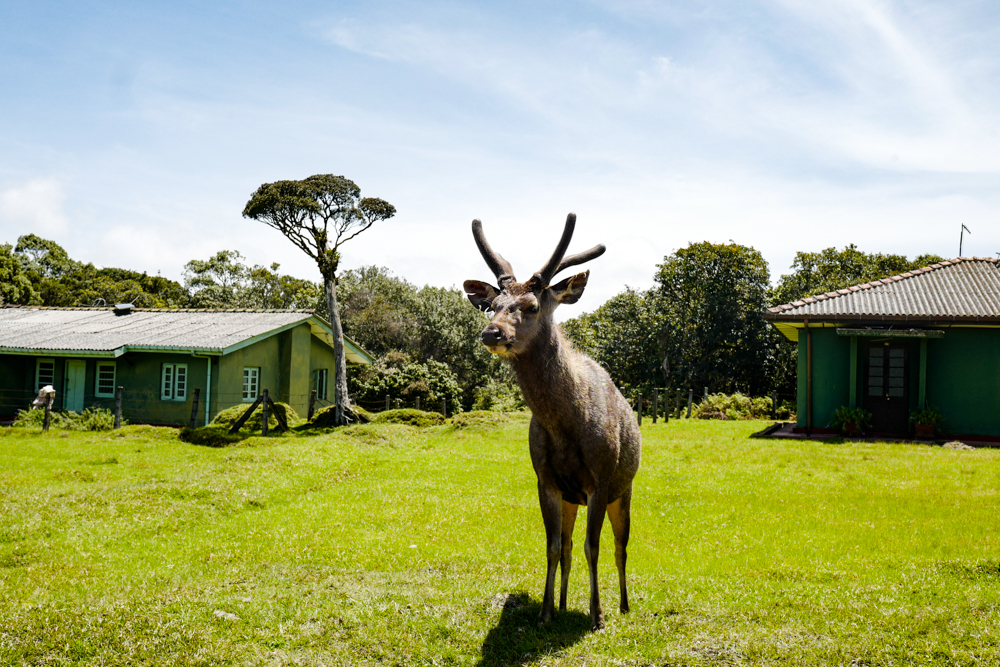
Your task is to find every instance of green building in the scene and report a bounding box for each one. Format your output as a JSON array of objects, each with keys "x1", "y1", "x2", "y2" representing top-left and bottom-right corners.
[
  {"x1": 0, "y1": 306, "x2": 373, "y2": 425},
  {"x1": 766, "y1": 258, "x2": 1000, "y2": 439}
]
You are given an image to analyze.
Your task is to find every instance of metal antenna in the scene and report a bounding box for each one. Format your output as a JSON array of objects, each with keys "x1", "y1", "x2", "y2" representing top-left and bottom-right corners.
[{"x1": 960, "y1": 224, "x2": 971, "y2": 256}]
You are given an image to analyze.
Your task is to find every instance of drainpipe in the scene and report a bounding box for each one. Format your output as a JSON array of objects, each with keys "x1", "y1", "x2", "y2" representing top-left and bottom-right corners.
[
  {"x1": 805, "y1": 320, "x2": 813, "y2": 433},
  {"x1": 191, "y1": 352, "x2": 213, "y2": 427}
]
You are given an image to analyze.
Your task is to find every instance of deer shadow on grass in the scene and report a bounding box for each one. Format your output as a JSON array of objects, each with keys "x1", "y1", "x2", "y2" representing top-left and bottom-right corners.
[{"x1": 476, "y1": 593, "x2": 590, "y2": 667}]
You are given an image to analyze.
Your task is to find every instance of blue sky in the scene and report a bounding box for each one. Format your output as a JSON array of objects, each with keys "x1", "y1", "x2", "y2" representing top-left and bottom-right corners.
[{"x1": 1, "y1": 0, "x2": 999, "y2": 312}]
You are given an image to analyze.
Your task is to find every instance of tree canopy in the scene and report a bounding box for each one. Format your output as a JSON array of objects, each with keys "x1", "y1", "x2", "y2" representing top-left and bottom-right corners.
[{"x1": 242, "y1": 174, "x2": 397, "y2": 425}]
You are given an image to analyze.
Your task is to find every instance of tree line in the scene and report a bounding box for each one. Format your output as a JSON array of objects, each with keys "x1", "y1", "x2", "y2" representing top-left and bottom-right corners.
[{"x1": 0, "y1": 232, "x2": 943, "y2": 409}]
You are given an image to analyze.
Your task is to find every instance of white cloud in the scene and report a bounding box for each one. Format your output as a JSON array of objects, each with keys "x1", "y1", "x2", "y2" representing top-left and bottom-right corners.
[{"x1": 0, "y1": 178, "x2": 69, "y2": 236}]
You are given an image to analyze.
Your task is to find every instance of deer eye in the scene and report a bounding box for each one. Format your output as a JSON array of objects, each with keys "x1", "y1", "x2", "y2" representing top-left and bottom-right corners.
[{"x1": 526, "y1": 304, "x2": 539, "y2": 314}]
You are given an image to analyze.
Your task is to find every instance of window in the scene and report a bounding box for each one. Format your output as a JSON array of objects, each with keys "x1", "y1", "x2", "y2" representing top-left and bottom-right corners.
[
  {"x1": 35, "y1": 358, "x2": 55, "y2": 391},
  {"x1": 95, "y1": 363, "x2": 116, "y2": 398},
  {"x1": 243, "y1": 367, "x2": 260, "y2": 402},
  {"x1": 313, "y1": 368, "x2": 329, "y2": 401},
  {"x1": 161, "y1": 363, "x2": 188, "y2": 401}
]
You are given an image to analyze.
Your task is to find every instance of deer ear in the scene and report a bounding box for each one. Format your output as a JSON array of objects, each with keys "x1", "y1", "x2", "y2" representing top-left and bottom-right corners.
[
  {"x1": 463, "y1": 280, "x2": 500, "y2": 311},
  {"x1": 549, "y1": 271, "x2": 589, "y2": 304}
]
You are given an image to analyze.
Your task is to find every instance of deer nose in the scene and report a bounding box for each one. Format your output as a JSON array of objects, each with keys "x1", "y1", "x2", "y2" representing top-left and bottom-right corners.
[{"x1": 481, "y1": 324, "x2": 506, "y2": 345}]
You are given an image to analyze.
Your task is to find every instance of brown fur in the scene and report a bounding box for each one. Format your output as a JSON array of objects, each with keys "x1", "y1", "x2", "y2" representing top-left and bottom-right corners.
[{"x1": 464, "y1": 215, "x2": 641, "y2": 631}]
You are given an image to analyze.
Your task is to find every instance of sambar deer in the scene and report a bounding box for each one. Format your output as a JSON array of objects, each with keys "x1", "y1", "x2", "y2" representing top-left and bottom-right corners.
[{"x1": 464, "y1": 213, "x2": 641, "y2": 631}]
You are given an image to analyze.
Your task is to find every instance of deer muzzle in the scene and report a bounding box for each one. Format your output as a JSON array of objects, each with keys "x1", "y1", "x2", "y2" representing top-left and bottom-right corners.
[{"x1": 481, "y1": 323, "x2": 513, "y2": 354}]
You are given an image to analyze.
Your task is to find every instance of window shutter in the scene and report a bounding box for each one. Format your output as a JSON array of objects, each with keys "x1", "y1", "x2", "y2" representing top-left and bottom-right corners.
[
  {"x1": 175, "y1": 364, "x2": 187, "y2": 400},
  {"x1": 161, "y1": 364, "x2": 174, "y2": 400}
]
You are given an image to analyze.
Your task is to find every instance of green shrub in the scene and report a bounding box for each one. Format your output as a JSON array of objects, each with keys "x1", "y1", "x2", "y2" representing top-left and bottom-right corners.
[
  {"x1": 306, "y1": 404, "x2": 372, "y2": 428},
  {"x1": 78, "y1": 407, "x2": 121, "y2": 431},
  {"x1": 471, "y1": 378, "x2": 525, "y2": 412},
  {"x1": 372, "y1": 409, "x2": 446, "y2": 427},
  {"x1": 830, "y1": 406, "x2": 872, "y2": 430},
  {"x1": 910, "y1": 406, "x2": 944, "y2": 428},
  {"x1": 179, "y1": 426, "x2": 245, "y2": 448},
  {"x1": 12, "y1": 407, "x2": 121, "y2": 431},
  {"x1": 449, "y1": 410, "x2": 510, "y2": 430},
  {"x1": 694, "y1": 393, "x2": 772, "y2": 420},
  {"x1": 211, "y1": 402, "x2": 300, "y2": 432}
]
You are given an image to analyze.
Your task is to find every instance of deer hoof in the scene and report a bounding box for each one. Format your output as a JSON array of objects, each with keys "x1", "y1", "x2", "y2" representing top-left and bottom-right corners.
[
  {"x1": 591, "y1": 613, "x2": 605, "y2": 631},
  {"x1": 539, "y1": 609, "x2": 554, "y2": 625},
  {"x1": 620, "y1": 601, "x2": 630, "y2": 614}
]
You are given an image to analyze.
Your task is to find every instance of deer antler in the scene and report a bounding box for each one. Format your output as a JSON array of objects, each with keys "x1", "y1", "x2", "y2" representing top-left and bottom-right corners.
[
  {"x1": 472, "y1": 219, "x2": 517, "y2": 288},
  {"x1": 555, "y1": 243, "x2": 606, "y2": 276},
  {"x1": 531, "y1": 213, "x2": 577, "y2": 289}
]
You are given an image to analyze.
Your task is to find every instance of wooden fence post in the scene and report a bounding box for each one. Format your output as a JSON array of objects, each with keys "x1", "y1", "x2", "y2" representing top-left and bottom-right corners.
[
  {"x1": 188, "y1": 388, "x2": 200, "y2": 429},
  {"x1": 636, "y1": 394, "x2": 642, "y2": 425},
  {"x1": 43, "y1": 393, "x2": 53, "y2": 432},
  {"x1": 674, "y1": 389, "x2": 681, "y2": 420},
  {"x1": 308, "y1": 389, "x2": 317, "y2": 421},
  {"x1": 441, "y1": 398, "x2": 447, "y2": 418},
  {"x1": 385, "y1": 394, "x2": 390, "y2": 411},
  {"x1": 772, "y1": 389, "x2": 778, "y2": 420},
  {"x1": 652, "y1": 388, "x2": 658, "y2": 424},
  {"x1": 663, "y1": 388, "x2": 670, "y2": 423},
  {"x1": 261, "y1": 389, "x2": 269, "y2": 436},
  {"x1": 416, "y1": 396, "x2": 421, "y2": 411},
  {"x1": 228, "y1": 394, "x2": 264, "y2": 434},
  {"x1": 687, "y1": 388, "x2": 693, "y2": 419},
  {"x1": 394, "y1": 398, "x2": 401, "y2": 410},
  {"x1": 115, "y1": 386, "x2": 124, "y2": 429}
]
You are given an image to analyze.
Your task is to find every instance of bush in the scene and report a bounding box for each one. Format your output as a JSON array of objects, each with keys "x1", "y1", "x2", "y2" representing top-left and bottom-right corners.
[
  {"x1": 306, "y1": 404, "x2": 372, "y2": 428},
  {"x1": 351, "y1": 352, "x2": 463, "y2": 416},
  {"x1": 449, "y1": 411, "x2": 510, "y2": 429},
  {"x1": 12, "y1": 407, "x2": 121, "y2": 430},
  {"x1": 830, "y1": 406, "x2": 872, "y2": 430},
  {"x1": 693, "y1": 393, "x2": 772, "y2": 420},
  {"x1": 372, "y1": 409, "x2": 446, "y2": 427},
  {"x1": 211, "y1": 402, "x2": 300, "y2": 432},
  {"x1": 179, "y1": 426, "x2": 245, "y2": 448},
  {"x1": 471, "y1": 378, "x2": 525, "y2": 412},
  {"x1": 78, "y1": 407, "x2": 120, "y2": 431}
]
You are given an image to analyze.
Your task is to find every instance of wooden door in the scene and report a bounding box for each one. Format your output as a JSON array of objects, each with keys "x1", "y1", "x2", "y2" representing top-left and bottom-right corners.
[
  {"x1": 64, "y1": 359, "x2": 86, "y2": 412},
  {"x1": 863, "y1": 343, "x2": 909, "y2": 433}
]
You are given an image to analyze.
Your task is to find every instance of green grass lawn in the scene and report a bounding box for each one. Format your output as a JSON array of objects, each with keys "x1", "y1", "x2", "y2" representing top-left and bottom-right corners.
[{"x1": 2, "y1": 417, "x2": 1000, "y2": 666}]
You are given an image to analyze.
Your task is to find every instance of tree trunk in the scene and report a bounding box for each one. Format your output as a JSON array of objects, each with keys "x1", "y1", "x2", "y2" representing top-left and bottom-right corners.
[{"x1": 324, "y1": 274, "x2": 352, "y2": 426}]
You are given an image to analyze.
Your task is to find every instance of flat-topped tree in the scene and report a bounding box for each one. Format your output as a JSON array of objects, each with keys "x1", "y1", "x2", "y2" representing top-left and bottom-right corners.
[{"x1": 243, "y1": 174, "x2": 396, "y2": 426}]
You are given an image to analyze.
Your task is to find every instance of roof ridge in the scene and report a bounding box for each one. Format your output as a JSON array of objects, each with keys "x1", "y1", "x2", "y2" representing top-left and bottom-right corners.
[
  {"x1": 767, "y1": 257, "x2": 976, "y2": 313},
  {"x1": 2, "y1": 305, "x2": 316, "y2": 313}
]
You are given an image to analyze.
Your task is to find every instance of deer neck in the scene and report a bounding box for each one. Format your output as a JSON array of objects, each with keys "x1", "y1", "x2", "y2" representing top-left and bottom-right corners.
[{"x1": 508, "y1": 321, "x2": 578, "y2": 423}]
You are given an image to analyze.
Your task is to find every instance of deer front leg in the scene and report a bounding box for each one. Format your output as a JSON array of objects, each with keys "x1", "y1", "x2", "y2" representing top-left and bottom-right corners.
[
  {"x1": 559, "y1": 500, "x2": 579, "y2": 610},
  {"x1": 584, "y1": 489, "x2": 609, "y2": 630},
  {"x1": 537, "y1": 481, "x2": 563, "y2": 624},
  {"x1": 606, "y1": 488, "x2": 632, "y2": 614}
]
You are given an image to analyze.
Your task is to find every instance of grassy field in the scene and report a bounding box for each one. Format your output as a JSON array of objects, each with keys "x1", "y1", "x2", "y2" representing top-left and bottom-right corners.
[{"x1": 2, "y1": 417, "x2": 1000, "y2": 666}]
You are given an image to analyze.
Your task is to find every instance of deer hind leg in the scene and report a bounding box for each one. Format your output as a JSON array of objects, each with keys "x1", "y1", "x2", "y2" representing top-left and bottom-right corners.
[
  {"x1": 537, "y1": 482, "x2": 563, "y2": 624},
  {"x1": 559, "y1": 500, "x2": 579, "y2": 611},
  {"x1": 584, "y1": 490, "x2": 609, "y2": 630},
  {"x1": 606, "y1": 488, "x2": 632, "y2": 614}
]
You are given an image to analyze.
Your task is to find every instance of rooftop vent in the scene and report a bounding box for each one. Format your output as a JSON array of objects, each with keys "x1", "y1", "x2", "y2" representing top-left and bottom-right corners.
[{"x1": 113, "y1": 303, "x2": 134, "y2": 315}]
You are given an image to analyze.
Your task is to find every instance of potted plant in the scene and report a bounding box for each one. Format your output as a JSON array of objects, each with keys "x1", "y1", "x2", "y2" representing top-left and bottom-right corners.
[
  {"x1": 910, "y1": 406, "x2": 944, "y2": 439},
  {"x1": 830, "y1": 406, "x2": 872, "y2": 436}
]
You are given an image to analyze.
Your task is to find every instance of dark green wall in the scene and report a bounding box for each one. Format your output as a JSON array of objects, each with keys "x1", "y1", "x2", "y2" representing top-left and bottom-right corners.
[
  {"x1": 796, "y1": 327, "x2": 851, "y2": 429},
  {"x1": 925, "y1": 329, "x2": 1000, "y2": 436}
]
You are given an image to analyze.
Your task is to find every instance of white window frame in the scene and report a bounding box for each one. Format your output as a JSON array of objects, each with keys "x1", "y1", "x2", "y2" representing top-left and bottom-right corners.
[
  {"x1": 313, "y1": 368, "x2": 328, "y2": 401},
  {"x1": 243, "y1": 367, "x2": 260, "y2": 402},
  {"x1": 95, "y1": 362, "x2": 116, "y2": 398},
  {"x1": 36, "y1": 358, "x2": 55, "y2": 391},
  {"x1": 161, "y1": 363, "x2": 188, "y2": 401}
]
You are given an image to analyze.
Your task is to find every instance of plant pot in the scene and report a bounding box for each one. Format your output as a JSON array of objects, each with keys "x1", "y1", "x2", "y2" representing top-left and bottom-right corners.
[
  {"x1": 914, "y1": 424, "x2": 935, "y2": 439},
  {"x1": 842, "y1": 422, "x2": 861, "y2": 436}
]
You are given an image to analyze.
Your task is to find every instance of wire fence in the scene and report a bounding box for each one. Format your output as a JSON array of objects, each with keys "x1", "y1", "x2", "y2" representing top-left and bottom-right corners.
[
  {"x1": 0, "y1": 386, "x2": 454, "y2": 426},
  {"x1": 627, "y1": 387, "x2": 798, "y2": 423}
]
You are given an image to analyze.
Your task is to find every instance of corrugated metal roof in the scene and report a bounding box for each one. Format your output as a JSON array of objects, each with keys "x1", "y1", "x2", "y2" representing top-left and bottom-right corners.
[
  {"x1": 0, "y1": 307, "x2": 315, "y2": 352},
  {"x1": 767, "y1": 258, "x2": 1000, "y2": 321}
]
